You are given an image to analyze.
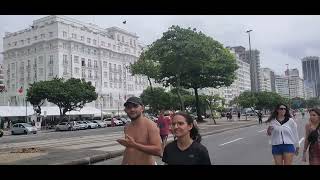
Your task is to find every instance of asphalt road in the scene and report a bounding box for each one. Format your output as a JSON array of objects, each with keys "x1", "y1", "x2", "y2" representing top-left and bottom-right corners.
[
  {"x1": 0, "y1": 126, "x2": 124, "y2": 144},
  {"x1": 95, "y1": 114, "x2": 308, "y2": 165}
]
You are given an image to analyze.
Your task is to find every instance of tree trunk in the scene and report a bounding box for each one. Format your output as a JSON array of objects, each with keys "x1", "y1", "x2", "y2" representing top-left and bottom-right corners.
[
  {"x1": 147, "y1": 77, "x2": 157, "y2": 114},
  {"x1": 194, "y1": 88, "x2": 203, "y2": 122},
  {"x1": 176, "y1": 75, "x2": 185, "y2": 111}
]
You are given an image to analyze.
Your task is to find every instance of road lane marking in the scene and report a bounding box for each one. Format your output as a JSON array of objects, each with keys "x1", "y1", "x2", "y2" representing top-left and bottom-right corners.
[
  {"x1": 258, "y1": 129, "x2": 266, "y2": 133},
  {"x1": 219, "y1": 138, "x2": 243, "y2": 146},
  {"x1": 299, "y1": 138, "x2": 304, "y2": 145}
]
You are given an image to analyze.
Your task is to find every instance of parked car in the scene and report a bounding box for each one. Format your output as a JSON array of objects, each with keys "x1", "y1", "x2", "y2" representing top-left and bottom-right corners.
[
  {"x1": 92, "y1": 120, "x2": 107, "y2": 128},
  {"x1": 104, "y1": 118, "x2": 123, "y2": 127},
  {"x1": 55, "y1": 122, "x2": 72, "y2": 131},
  {"x1": 120, "y1": 117, "x2": 131, "y2": 125},
  {"x1": 11, "y1": 123, "x2": 37, "y2": 135},
  {"x1": 0, "y1": 129, "x2": 3, "y2": 137},
  {"x1": 77, "y1": 121, "x2": 89, "y2": 130},
  {"x1": 104, "y1": 118, "x2": 112, "y2": 127},
  {"x1": 84, "y1": 121, "x2": 99, "y2": 129}
]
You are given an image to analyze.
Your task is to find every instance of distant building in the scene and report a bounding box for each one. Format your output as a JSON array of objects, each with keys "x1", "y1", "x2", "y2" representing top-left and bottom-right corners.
[
  {"x1": 275, "y1": 69, "x2": 304, "y2": 99},
  {"x1": 260, "y1": 68, "x2": 276, "y2": 92},
  {"x1": 245, "y1": 50, "x2": 261, "y2": 92},
  {"x1": 302, "y1": 56, "x2": 320, "y2": 97}
]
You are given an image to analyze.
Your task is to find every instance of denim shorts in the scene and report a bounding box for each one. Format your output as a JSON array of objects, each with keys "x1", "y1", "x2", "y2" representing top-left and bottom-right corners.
[{"x1": 272, "y1": 144, "x2": 295, "y2": 155}]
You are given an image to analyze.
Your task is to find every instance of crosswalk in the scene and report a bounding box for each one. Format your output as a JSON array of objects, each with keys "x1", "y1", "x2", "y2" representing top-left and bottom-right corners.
[{"x1": 0, "y1": 131, "x2": 125, "y2": 152}]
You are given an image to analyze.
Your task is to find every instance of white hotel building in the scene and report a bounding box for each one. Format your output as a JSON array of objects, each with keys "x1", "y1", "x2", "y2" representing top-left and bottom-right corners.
[{"x1": 2, "y1": 15, "x2": 148, "y2": 113}]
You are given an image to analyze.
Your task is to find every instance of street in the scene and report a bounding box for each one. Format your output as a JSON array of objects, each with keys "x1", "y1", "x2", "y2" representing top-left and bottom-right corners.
[
  {"x1": 0, "y1": 126, "x2": 124, "y2": 144},
  {"x1": 95, "y1": 114, "x2": 308, "y2": 165}
]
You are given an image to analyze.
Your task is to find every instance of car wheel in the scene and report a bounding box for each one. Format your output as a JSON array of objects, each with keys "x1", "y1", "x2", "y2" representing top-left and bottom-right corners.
[
  {"x1": 11, "y1": 131, "x2": 15, "y2": 135},
  {"x1": 33, "y1": 131, "x2": 37, "y2": 134},
  {"x1": 24, "y1": 130, "x2": 28, "y2": 135},
  {"x1": 98, "y1": 125, "x2": 101, "y2": 128},
  {"x1": 68, "y1": 127, "x2": 72, "y2": 131},
  {"x1": 88, "y1": 126, "x2": 91, "y2": 129},
  {"x1": 56, "y1": 128, "x2": 60, "y2": 131}
]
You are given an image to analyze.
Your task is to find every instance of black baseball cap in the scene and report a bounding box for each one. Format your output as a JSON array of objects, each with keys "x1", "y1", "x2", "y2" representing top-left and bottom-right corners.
[{"x1": 124, "y1": 96, "x2": 144, "y2": 107}]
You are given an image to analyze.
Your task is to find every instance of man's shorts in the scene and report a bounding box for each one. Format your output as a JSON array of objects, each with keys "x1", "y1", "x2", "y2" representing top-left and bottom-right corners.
[
  {"x1": 272, "y1": 144, "x2": 295, "y2": 155},
  {"x1": 160, "y1": 135, "x2": 168, "y2": 142}
]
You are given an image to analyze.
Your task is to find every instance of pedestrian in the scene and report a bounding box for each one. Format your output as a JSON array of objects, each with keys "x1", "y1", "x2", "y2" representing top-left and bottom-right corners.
[
  {"x1": 238, "y1": 111, "x2": 241, "y2": 121},
  {"x1": 228, "y1": 112, "x2": 233, "y2": 121},
  {"x1": 162, "y1": 111, "x2": 211, "y2": 165},
  {"x1": 226, "y1": 112, "x2": 230, "y2": 121},
  {"x1": 117, "y1": 96, "x2": 162, "y2": 165},
  {"x1": 157, "y1": 110, "x2": 171, "y2": 151},
  {"x1": 266, "y1": 104, "x2": 300, "y2": 165},
  {"x1": 111, "y1": 117, "x2": 116, "y2": 127},
  {"x1": 302, "y1": 108, "x2": 320, "y2": 165},
  {"x1": 258, "y1": 111, "x2": 263, "y2": 124}
]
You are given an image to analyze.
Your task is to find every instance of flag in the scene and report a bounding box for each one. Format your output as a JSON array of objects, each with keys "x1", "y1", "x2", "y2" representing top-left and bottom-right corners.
[{"x1": 17, "y1": 86, "x2": 23, "y2": 94}]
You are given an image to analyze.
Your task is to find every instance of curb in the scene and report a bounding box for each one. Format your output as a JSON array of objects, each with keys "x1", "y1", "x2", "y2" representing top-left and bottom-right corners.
[{"x1": 59, "y1": 122, "x2": 258, "y2": 165}]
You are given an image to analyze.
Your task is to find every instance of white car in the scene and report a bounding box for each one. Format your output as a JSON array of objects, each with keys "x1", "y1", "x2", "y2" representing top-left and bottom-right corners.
[
  {"x1": 84, "y1": 121, "x2": 99, "y2": 129},
  {"x1": 92, "y1": 120, "x2": 107, "y2": 128},
  {"x1": 11, "y1": 123, "x2": 37, "y2": 135},
  {"x1": 104, "y1": 118, "x2": 123, "y2": 127},
  {"x1": 120, "y1": 117, "x2": 131, "y2": 124},
  {"x1": 77, "y1": 121, "x2": 89, "y2": 130},
  {"x1": 55, "y1": 122, "x2": 72, "y2": 131}
]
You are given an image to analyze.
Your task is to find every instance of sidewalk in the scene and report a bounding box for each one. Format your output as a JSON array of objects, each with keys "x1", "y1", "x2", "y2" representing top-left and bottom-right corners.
[{"x1": 1, "y1": 117, "x2": 262, "y2": 165}]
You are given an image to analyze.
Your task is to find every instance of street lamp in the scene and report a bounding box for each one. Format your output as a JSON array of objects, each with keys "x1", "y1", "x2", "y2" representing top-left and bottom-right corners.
[{"x1": 246, "y1": 30, "x2": 253, "y2": 91}]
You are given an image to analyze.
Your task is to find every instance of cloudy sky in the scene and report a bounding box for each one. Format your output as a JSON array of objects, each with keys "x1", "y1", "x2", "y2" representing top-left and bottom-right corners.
[{"x1": 1, "y1": 15, "x2": 319, "y2": 77}]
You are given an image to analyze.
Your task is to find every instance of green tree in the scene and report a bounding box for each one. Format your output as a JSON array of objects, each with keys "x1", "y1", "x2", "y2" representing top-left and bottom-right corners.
[
  {"x1": 203, "y1": 94, "x2": 224, "y2": 124},
  {"x1": 140, "y1": 87, "x2": 172, "y2": 113},
  {"x1": 146, "y1": 25, "x2": 238, "y2": 121},
  {"x1": 291, "y1": 97, "x2": 306, "y2": 109},
  {"x1": 130, "y1": 51, "x2": 160, "y2": 92},
  {"x1": 27, "y1": 78, "x2": 98, "y2": 122},
  {"x1": 306, "y1": 97, "x2": 320, "y2": 108},
  {"x1": 26, "y1": 81, "x2": 50, "y2": 116}
]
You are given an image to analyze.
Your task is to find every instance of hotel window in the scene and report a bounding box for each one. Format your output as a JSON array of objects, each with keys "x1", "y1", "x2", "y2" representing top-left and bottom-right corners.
[{"x1": 74, "y1": 56, "x2": 79, "y2": 64}]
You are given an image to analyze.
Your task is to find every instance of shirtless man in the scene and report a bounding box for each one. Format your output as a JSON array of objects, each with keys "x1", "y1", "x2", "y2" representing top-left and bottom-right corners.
[{"x1": 117, "y1": 97, "x2": 162, "y2": 165}]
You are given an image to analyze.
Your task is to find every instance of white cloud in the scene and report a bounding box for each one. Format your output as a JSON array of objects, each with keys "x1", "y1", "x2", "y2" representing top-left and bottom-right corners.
[{"x1": 1, "y1": 15, "x2": 320, "y2": 77}]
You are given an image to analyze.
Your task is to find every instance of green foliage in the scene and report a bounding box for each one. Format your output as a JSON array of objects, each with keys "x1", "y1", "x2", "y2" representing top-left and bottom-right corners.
[
  {"x1": 306, "y1": 97, "x2": 320, "y2": 108},
  {"x1": 26, "y1": 78, "x2": 98, "y2": 119},
  {"x1": 144, "y1": 25, "x2": 238, "y2": 121}
]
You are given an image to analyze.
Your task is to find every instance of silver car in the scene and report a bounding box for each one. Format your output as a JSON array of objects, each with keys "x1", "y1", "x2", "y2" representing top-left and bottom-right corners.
[
  {"x1": 11, "y1": 123, "x2": 37, "y2": 135},
  {"x1": 92, "y1": 120, "x2": 107, "y2": 128},
  {"x1": 55, "y1": 122, "x2": 72, "y2": 131}
]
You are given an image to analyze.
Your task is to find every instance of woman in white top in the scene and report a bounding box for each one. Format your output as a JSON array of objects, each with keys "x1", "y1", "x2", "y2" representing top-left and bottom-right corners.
[{"x1": 266, "y1": 104, "x2": 300, "y2": 165}]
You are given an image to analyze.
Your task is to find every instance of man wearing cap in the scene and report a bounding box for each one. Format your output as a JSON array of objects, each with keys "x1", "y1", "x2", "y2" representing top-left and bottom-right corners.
[{"x1": 117, "y1": 96, "x2": 162, "y2": 165}]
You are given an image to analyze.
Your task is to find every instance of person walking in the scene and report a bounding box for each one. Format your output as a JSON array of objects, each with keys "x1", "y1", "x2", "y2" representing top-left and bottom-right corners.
[
  {"x1": 117, "y1": 97, "x2": 162, "y2": 165},
  {"x1": 266, "y1": 104, "x2": 300, "y2": 165},
  {"x1": 258, "y1": 111, "x2": 263, "y2": 124},
  {"x1": 157, "y1": 110, "x2": 171, "y2": 151},
  {"x1": 302, "y1": 108, "x2": 320, "y2": 165},
  {"x1": 238, "y1": 112, "x2": 241, "y2": 121},
  {"x1": 162, "y1": 111, "x2": 211, "y2": 165}
]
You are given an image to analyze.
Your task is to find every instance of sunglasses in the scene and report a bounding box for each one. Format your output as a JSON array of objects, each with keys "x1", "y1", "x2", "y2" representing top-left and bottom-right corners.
[{"x1": 278, "y1": 108, "x2": 286, "y2": 110}]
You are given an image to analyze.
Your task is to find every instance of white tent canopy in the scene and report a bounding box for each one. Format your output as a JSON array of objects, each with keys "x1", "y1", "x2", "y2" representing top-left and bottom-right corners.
[{"x1": 0, "y1": 106, "x2": 101, "y2": 117}]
